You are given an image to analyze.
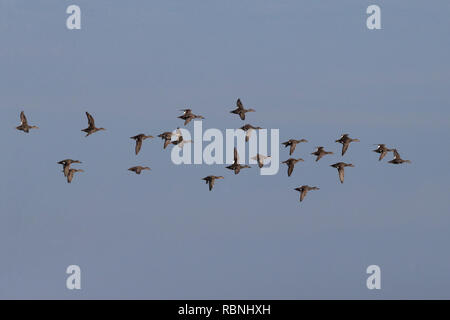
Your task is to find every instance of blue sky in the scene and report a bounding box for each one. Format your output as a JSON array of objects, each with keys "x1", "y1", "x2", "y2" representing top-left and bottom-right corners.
[{"x1": 0, "y1": 0, "x2": 449, "y2": 299}]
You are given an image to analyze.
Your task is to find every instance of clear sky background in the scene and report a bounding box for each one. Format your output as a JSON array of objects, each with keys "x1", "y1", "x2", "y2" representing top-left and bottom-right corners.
[{"x1": 0, "y1": 0, "x2": 449, "y2": 299}]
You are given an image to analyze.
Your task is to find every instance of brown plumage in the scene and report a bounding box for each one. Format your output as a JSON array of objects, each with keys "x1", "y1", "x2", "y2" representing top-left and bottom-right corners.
[
  {"x1": 130, "y1": 134, "x2": 154, "y2": 155},
  {"x1": 330, "y1": 162, "x2": 355, "y2": 184},
  {"x1": 226, "y1": 147, "x2": 251, "y2": 174},
  {"x1": 388, "y1": 149, "x2": 411, "y2": 164},
  {"x1": 240, "y1": 124, "x2": 262, "y2": 142},
  {"x1": 67, "y1": 169, "x2": 84, "y2": 183},
  {"x1": 282, "y1": 139, "x2": 308, "y2": 155},
  {"x1": 158, "y1": 128, "x2": 179, "y2": 149},
  {"x1": 373, "y1": 144, "x2": 393, "y2": 161},
  {"x1": 311, "y1": 146, "x2": 333, "y2": 162},
  {"x1": 335, "y1": 134, "x2": 359, "y2": 156},
  {"x1": 58, "y1": 159, "x2": 82, "y2": 177},
  {"x1": 202, "y1": 175, "x2": 224, "y2": 191},
  {"x1": 128, "y1": 166, "x2": 151, "y2": 174},
  {"x1": 230, "y1": 98, "x2": 255, "y2": 120},
  {"x1": 282, "y1": 158, "x2": 304, "y2": 177},
  {"x1": 294, "y1": 185, "x2": 319, "y2": 202},
  {"x1": 81, "y1": 112, "x2": 105, "y2": 137},
  {"x1": 178, "y1": 108, "x2": 204, "y2": 125},
  {"x1": 157, "y1": 131, "x2": 175, "y2": 149},
  {"x1": 16, "y1": 111, "x2": 39, "y2": 133}
]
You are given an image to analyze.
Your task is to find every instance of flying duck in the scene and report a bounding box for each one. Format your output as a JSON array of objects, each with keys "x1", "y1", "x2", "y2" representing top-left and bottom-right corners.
[
  {"x1": 178, "y1": 108, "x2": 204, "y2": 125},
  {"x1": 251, "y1": 154, "x2": 271, "y2": 168},
  {"x1": 282, "y1": 139, "x2": 308, "y2": 155},
  {"x1": 330, "y1": 162, "x2": 355, "y2": 184},
  {"x1": 373, "y1": 144, "x2": 393, "y2": 161},
  {"x1": 335, "y1": 134, "x2": 359, "y2": 156},
  {"x1": 388, "y1": 149, "x2": 411, "y2": 164},
  {"x1": 58, "y1": 159, "x2": 82, "y2": 177},
  {"x1": 16, "y1": 111, "x2": 38, "y2": 133},
  {"x1": 226, "y1": 147, "x2": 251, "y2": 174},
  {"x1": 202, "y1": 175, "x2": 224, "y2": 191},
  {"x1": 240, "y1": 124, "x2": 262, "y2": 142},
  {"x1": 294, "y1": 185, "x2": 319, "y2": 202},
  {"x1": 128, "y1": 166, "x2": 151, "y2": 174},
  {"x1": 230, "y1": 98, "x2": 255, "y2": 120},
  {"x1": 130, "y1": 134, "x2": 154, "y2": 155},
  {"x1": 311, "y1": 146, "x2": 333, "y2": 162},
  {"x1": 282, "y1": 158, "x2": 304, "y2": 177},
  {"x1": 81, "y1": 112, "x2": 105, "y2": 137}
]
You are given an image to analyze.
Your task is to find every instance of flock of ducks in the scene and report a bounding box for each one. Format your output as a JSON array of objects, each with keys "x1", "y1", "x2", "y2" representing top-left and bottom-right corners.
[{"x1": 15, "y1": 99, "x2": 411, "y2": 203}]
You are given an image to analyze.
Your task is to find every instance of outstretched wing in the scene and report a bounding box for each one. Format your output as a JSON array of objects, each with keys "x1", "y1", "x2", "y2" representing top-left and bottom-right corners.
[
  {"x1": 289, "y1": 144, "x2": 296, "y2": 155},
  {"x1": 393, "y1": 149, "x2": 401, "y2": 159},
  {"x1": 234, "y1": 147, "x2": 239, "y2": 164},
  {"x1": 184, "y1": 117, "x2": 192, "y2": 125},
  {"x1": 239, "y1": 112, "x2": 245, "y2": 120},
  {"x1": 316, "y1": 153, "x2": 324, "y2": 162},
  {"x1": 86, "y1": 112, "x2": 95, "y2": 127},
  {"x1": 338, "y1": 167, "x2": 345, "y2": 183},
  {"x1": 63, "y1": 164, "x2": 70, "y2": 177},
  {"x1": 300, "y1": 189, "x2": 307, "y2": 202},
  {"x1": 379, "y1": 150, "x2": 387, "y2": 161},
  {"x1": 20, "y1": 111, "x2": 28, "y2": 125},
  {"x1": 135, "y1": 139, "x2": 142, "y2": 155},
  {"x1": 163, "y1": 139, "x2": 171, "y2": 149},
  {"x1": 67, "y1": 171, "x2": 74, "y2": 183},
  {"x1": 287, "y1": 163, "x2": 294, "y2": 177},
  {"x1": 236, "y1": 99, "x2": 244, "y2": 110},
  {"x1": 209, "y1": 179, "x2": 214, "y2": 191},
  {"x1": 341, "y1": 142, "x2": 350, "y2": 156}
]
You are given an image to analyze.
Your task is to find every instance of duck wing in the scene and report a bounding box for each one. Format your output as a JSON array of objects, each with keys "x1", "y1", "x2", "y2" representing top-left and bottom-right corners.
[
  {"x1": 341, "y1": 142, "x2": 350, "y2": 156},
  {"x1": 287, "y1": 163, "x2": 294, "y2": 177},
  {"x1": 300, "y1": 189, "x2": 307, "y2": 202},
  {"x1": 289, "y1": 143, "x2": 296, "y2": 156},
  {"x1": 63, "y1": 164, "x2": 70, "y2": 177},
  {"x1": 67, "y1": 170, "x2": 74, "y2": 183},
  {"x1": 338, "y1": 166, "x2": 345, "y2": 183},
  {"x1": 163, "y1": 139, "x2": 171, "y2": 149},
  {"x1": 236, "y1": 99, "x2": 244, "y2": 110},
  {"x1": 86, "y1": 112, "x2": 95, "y2": 128},
  {"x1": 20, "y1": 111, "x2": 28, "y2": 125},
  {"x1": 135, "y1": 139, "x2": 142, "y2": 155}
]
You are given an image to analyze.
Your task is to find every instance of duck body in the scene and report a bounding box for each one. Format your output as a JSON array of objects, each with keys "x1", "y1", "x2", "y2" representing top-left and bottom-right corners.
[{"x1": 311, "y1": 146, "x2": 333, "y2": 162}]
